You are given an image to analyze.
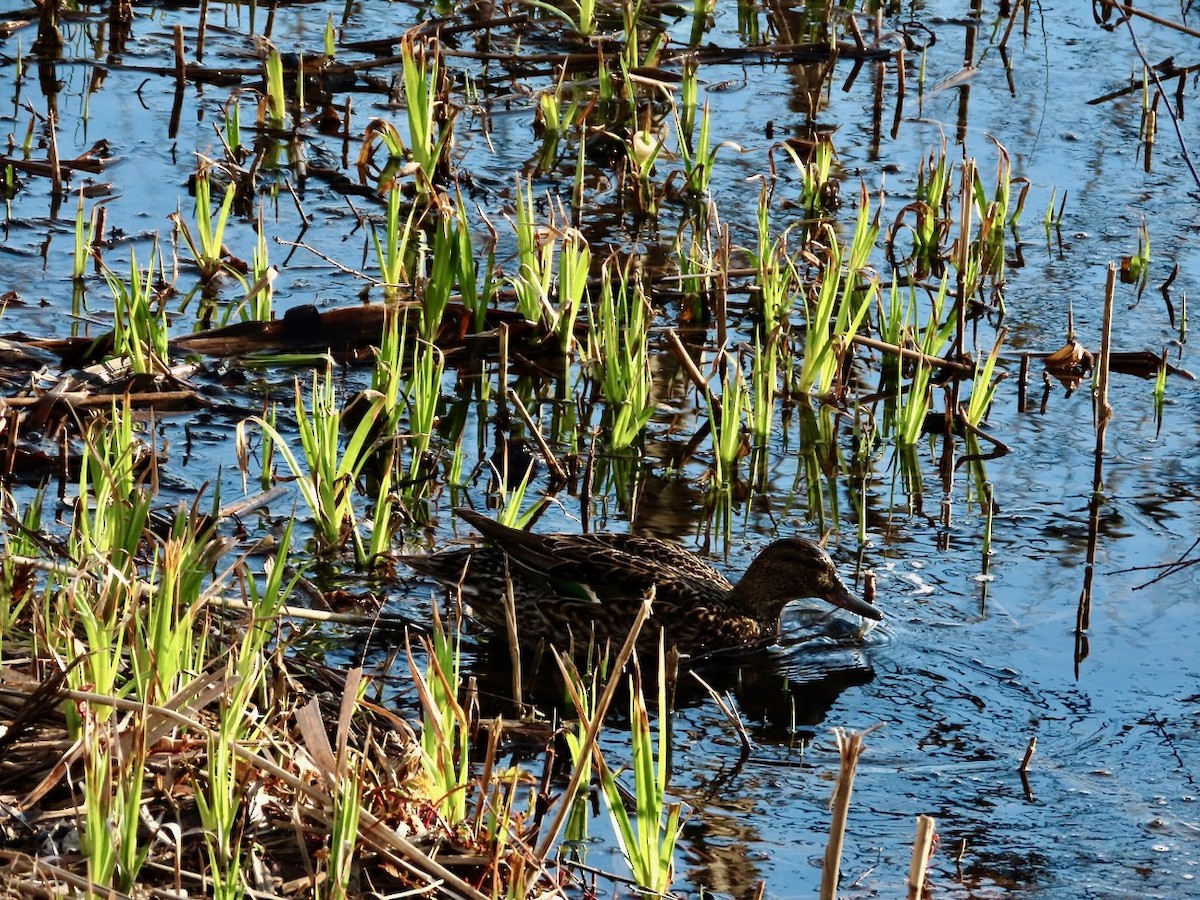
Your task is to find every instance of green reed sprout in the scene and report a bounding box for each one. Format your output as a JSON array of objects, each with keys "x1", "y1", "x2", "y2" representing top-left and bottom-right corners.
[
  {"x1": 262, "y1": 46, "x2": 286, "y2": 130},
  {"x1": 102, "y1": 245, "x2": 169, "y2": 375},
  {"x1": 72, "y1": 188, "x2": 98, "y2": 279},
  {"x1": 174, "y1": 168, "x2": 237, "y2": 283},
  {"x1": 324, "y1": 13, "x2": 336, "y2": 58},
  {"x1": 588, "y1": 261, "x2": 656, "y2": 450},
  {"x1": 248, "y1": 370, "x2": 385, "y2": 561},
  {"x1": 596, "y1": 647, "x2": 683, "y2": 898}
]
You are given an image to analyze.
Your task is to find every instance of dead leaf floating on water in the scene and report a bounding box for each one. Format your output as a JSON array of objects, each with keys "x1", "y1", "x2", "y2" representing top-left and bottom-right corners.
[{"x1": 1043, "y1": 339, "x2": 1094, "y2": 377}]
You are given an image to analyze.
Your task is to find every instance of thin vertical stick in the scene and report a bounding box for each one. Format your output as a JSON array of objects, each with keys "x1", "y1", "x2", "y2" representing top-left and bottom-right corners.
[
  {"x1": 907, "y1": 814, "x2": 937, "y2": 899},
  {"x1": 169, "y1": 25, "x2": 186, "y2": 139},
  {"x1": 1076, "y1": 263, "x2": 1116, "y2": 672},
  {"x1": 197, "y1": 0, "x2": 209, "y2": 61}
]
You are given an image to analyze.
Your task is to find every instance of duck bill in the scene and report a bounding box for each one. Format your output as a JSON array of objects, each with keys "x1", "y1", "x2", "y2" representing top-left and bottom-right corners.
[{"x1": 828, "y1": 581, "x2": 883, "y2": 621}]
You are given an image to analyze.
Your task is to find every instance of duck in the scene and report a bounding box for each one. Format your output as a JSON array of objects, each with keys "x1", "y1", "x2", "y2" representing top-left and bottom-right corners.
[{"x1": 400, "y1": 507, "x2": 882, "y2": 656}]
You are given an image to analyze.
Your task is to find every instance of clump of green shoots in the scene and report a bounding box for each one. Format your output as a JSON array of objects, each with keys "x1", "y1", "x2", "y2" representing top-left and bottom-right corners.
[
  {"x1": 371, "y1": 185, "x2": 418, "y2": 300},
  {"x1": 509, "y1": 183, "x2": 590, "y2": 351},
  {"x1": 102, "y1": 245, "x2": 169, "y2": 374},
  {"x1": 356, "y1": 37, "x2": 457, "y2": 199},
  {"x1": 72, "y1": 187, "x2": 100, "y2": 279},
  {"x1": 406, "y1": 339, "x2": 445, "y2": 484},
  {"x1": 708, "y1": 358, "x2": 748, "y2": 488},
  {"x1": 795, "y1": 186, "x2": 881, "y2": 396},
  {"x1": 595, "y1": 647, "x2": 683, "y2": 898},
  {"x1": 887, "y1": 146, "x2": 951, "y2": 280},
  {"x1": 243, "y1": 370, "x2": 384, "y2": 564},
  {"x1": 172, "y1": 167, "x2": 237, "y2": 284},
  {"x1": 676, "y1": 100, "x2": 722, "y2": 199},
  {"x1": 451, "y1": 189, "x2": 495, "y2": 332},
  {"x1": 555, "y1": 225, "x2": 591, "y2": 353},
  {"x1": 784, "y1": 135, "x2": 837, "y2": 219},
  {"x1": 0, "y1": 490, "x2": 40, "y2": 649},
  {"x1": 510, "y1": 177, "x2": 556, "y2": 326},
  {"x1": 586, "y1": 260, "x2": 656, "y2": 450},
  {"x1": 239, "y1": 205, "x2": 276, "y2": 322},
  {"x1": 893, "y1": 276, "x2": 955, "y2": 446}
]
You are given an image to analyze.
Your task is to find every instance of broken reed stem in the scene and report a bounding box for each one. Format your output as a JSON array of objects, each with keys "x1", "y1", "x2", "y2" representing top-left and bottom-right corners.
[
  {"x1": 47, "y1": 112, "x2": 62, "y2": 200},
  {"x1": 819, "y1": 727, "x2": 870, "y2": 900},
  {"x1": 501, "y1": 556, "x2": 523, "y2": 714},
  {"x1": 907, "y1": 814, "x2": 937, "y2": 899},
  {"x1": 197, "y1": 0, "x2": 209, "y2": 61},
  {"x1": 1019, "y1": 736, "x2": 1037, "y2": 772}
]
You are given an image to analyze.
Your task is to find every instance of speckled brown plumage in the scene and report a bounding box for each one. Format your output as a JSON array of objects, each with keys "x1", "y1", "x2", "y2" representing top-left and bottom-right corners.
[{"x1": 401, "y1": 507, "x2": 882, "y2": 655}]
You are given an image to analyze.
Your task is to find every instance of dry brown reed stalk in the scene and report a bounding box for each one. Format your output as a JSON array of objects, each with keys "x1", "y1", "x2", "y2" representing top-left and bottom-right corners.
[
  {"x1": 690, "y1": 671, "x2": 751, "y2": 754},
  {"x1": 1076, "y1": 262, "x2": 1116, "y2": 673},
  {"x1": 906, "y1": 814, "x2": 937, "y2": 899},
  {"x1": 506, "y1": 387, "x2": 566, "y2": 483},
  {"x1": 819, "y1": 724, "x2": 882, "y2": 900},
  {"x1": 3, "y1": 658, "x2": 486, "y2": 898}
]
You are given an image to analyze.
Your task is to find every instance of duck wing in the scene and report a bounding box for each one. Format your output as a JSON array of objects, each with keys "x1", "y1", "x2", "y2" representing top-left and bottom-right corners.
[{"x1": 453, "y1": 507, "x2": 734, "y2": 605}]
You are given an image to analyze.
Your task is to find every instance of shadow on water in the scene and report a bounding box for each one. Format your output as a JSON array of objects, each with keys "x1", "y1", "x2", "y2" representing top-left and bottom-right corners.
[{"x1": 416, "y1": 610, "x2": 877, "y2": 739}]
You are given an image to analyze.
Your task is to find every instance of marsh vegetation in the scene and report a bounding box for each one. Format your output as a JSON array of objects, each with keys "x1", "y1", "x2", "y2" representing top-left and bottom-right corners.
[{"x1": 1, "y1": 1, "x2": 1198, "y2": 897}]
